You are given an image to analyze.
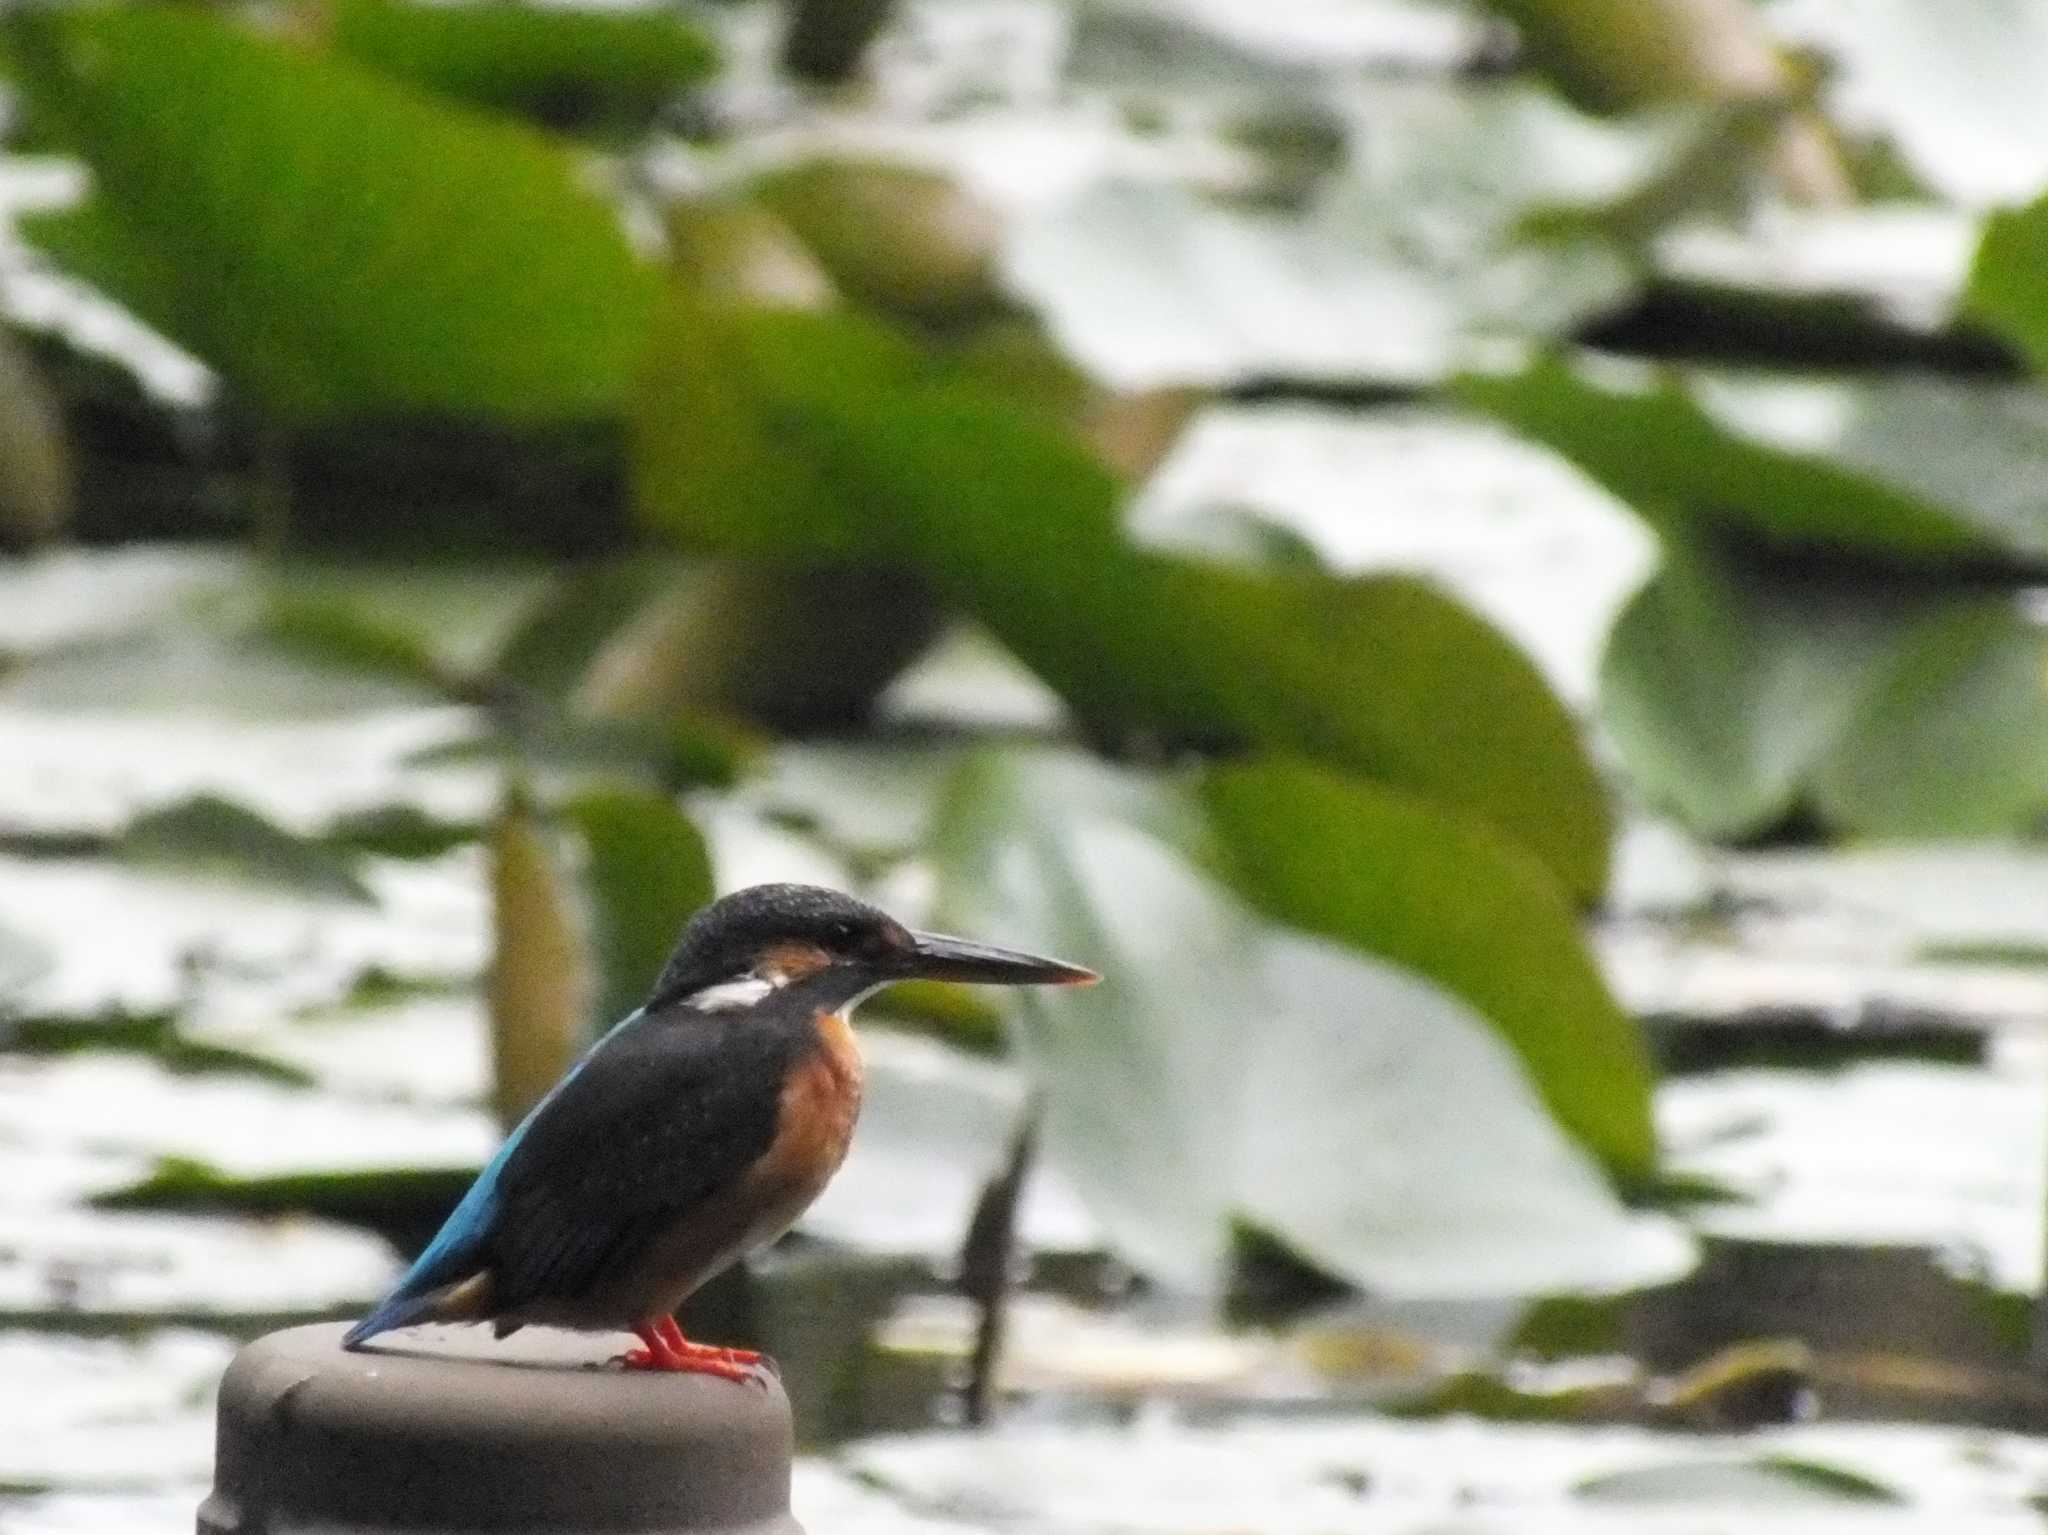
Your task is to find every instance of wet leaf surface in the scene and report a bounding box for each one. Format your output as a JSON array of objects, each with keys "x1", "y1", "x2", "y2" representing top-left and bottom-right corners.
[
  {"x1": 1574, "y1": 1454, "x2": 1901, "y2": 1504},
  {"x1": 1650, "y1": 205, "x2": 1979, "y2": 340},
  {"x1": 0, "y1": 700, "x2": 493, "y2": 838},
  {"x1": 803, "y1": 1030, "x2": 1099, "y2": 1256},
  {"x1": 0, "y1": 1202, "x2": 395, "y2": 1325},
  {"x1": 0, "y1": 546, "x2": 237, "y2": 658}
]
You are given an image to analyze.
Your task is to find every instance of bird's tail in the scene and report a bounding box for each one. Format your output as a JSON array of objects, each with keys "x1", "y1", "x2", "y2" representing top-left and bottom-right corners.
[
  {"x1": 341, "y1": 1289, "x2": 444, "y2": 1350},
  {"x1": 343, "y1": 1265, "x2": 493, "y2": 1350}
]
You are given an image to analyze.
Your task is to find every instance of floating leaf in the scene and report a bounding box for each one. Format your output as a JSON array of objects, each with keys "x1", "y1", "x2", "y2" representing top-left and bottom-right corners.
[
  {"x1": 254, "y1": 596, "x2": 454, "y2": 697},
  {"x1": 562, "y1": 786, "x2": 713, "y2": 1024},
  {"x1": 325, "y1": 0, "x2": 716, "y2": 134},
  {"x1": 6, "y1": 4, "x2": 656, "y2": 419},
  {"x1": 95, "y1": 1159, "x2": 475, "y2": 1257},
  {"x1": 265, "y1": 562, "x2": 552, "y2": 677},
  {"x1": 1, "y1": 622, "x2": 434, "y2": 720},
  {"x1": 1808, "y1": 594, "x2": 2048, "y2": 836},
  {"x1": 1460, "y1": 354, "x2": 2048, "y2": 566},
  {"x1": 1648, "y1": 205, "x2": 1981, "y2": 361},
  {"x1": 0, "y1": 558, "x2": 541, "y2": 719},
  {"x1": 636, "y1": 303, "x2": 1611, "y2": 897},
  {"x1": 1201, "y1": 758, "x2": 1655, "y2": 1178},
  {"x1": 1003, "y1": 81, "x2": 1711, "y2": 390},
  {"x1": 1968, "y1": 186, "x2": 2048, "y2": 380},
  {"x1": 930, "y1": 748, "x2": 1690, "y2": 1297},
  {"x1": 321, "y1": 804, "x2": 478, "y2": 860},
  {"x1": 1576, "y1": 1455, "x2": 1900, "y2": 1505},
  {"x1": 1600, "y1": 534, "x2": 2048, "y2": 837},
  {"x1": 117, "y1": 794, "x2": 375, "y2": 904},
  {"x1": 6, "y1": 1013, "x2": 314, "y2": 1085},
  {"x1": 1599, "y1": 535, "x2": 1903, "y2": 837},
  {"x1": 0, "y1": 546, "x2": 239, "y2": 660}
]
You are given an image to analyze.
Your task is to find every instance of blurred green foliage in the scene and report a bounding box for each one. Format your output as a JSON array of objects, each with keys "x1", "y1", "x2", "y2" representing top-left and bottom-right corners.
[
  {"x1": 11, "y1": 0, "x2": 2048, "y2": 1306},
  {"x1": 7, "y1": 3, "x2": 654, "y2": 418},
  {"x1": 325, "y1": 0, "x2": 716, "y2": 135}
]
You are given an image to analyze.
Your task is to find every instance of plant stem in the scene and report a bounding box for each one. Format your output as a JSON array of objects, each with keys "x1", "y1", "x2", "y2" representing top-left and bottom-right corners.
[{"x1": 958, "y1": 1097, "x2": 1039, "y2": 1426}]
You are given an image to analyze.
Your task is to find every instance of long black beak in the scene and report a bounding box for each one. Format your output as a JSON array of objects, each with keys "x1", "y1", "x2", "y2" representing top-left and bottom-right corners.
[{"x1": 904, "y1": 931, "x2": 1097, "y2": 987}]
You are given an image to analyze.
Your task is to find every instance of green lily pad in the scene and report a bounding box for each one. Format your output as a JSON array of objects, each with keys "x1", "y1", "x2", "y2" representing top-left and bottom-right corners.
[
  {"x1": 117, "y1": 795, "x2": 376, "y2": 905},
  {"x1": 6, "y1": 3, "x2": 656, "y2": 419},
  {"x1": 3, "y1": 1011, "x2": 311, "y2": 1084},
  {"x1": 928, "y1": 747, "x2": 1690, "y2": 1296},
  {"x1": 95, "y1": 1158, "x2": 477, "y2": 1256},
  {"x1": 1004, "y1": 80, "x2": 1719, "y2": 389},
  {"x1": 637, "y1": 302, "x2": 1611, "y2": 898},
  {"x1": 1202, "y1": 758, "x2": 1656, "y2": 1179},
  {"x1": 1808, "y1": 594, "x2": 2048, "y2": 836},
  {"x1": 1602, "y1": 533, "x2": 2048, "y2": 838},
  {"x1": 1459, "y1": 353, "x2": 2048, "y2": 566},
  {"x1": 1969, "y1": 186, "x2": 2048, "y2": 381}
]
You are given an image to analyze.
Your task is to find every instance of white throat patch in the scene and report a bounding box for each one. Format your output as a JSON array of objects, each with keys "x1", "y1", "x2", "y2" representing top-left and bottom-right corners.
[{"x1": 685, "y1": 974, "x2": 779, "y2": 1011}]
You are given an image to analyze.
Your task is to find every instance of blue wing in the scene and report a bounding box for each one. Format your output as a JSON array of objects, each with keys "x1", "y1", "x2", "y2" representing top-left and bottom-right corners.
[{"x1": 340, "y1": 1010, "x2": 639, "y2": 1349}]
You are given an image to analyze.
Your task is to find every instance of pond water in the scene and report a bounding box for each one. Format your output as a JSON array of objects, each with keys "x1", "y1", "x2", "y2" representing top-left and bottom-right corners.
[
  {"x1": 7, "y1": 0, "x2": 2048, "y2": 1528},
  {"x1": 7, "y1": 533, "x2": 2048, "y2": 1531}
]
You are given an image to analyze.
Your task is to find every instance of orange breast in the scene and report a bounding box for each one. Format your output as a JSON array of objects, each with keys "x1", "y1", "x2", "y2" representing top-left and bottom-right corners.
[{"x1": 741, "y1": 1010, "x2": 865, "y2": 1232}]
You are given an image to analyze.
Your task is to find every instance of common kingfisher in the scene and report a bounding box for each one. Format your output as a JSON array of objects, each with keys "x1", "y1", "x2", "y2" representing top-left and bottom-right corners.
[{"x1": 342, "y1": 882, "x2": 1094, "y2": 1380}]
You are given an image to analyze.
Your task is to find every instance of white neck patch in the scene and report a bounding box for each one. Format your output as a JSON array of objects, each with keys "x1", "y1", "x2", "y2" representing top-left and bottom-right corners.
[{"x1": 684, "y1": 973, "x2": 779, "y2": 1011}]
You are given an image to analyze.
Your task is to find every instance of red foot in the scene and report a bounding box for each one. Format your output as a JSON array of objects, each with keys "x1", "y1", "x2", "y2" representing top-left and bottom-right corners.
[{"x1": 621, "y1": 1319, "x2": 768, "y2": 1384}]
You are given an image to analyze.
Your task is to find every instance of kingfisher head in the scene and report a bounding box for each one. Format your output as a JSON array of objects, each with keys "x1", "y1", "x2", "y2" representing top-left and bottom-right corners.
[{"x1": 646, "y1": 883, "x2": 1096, "y2": 1015}]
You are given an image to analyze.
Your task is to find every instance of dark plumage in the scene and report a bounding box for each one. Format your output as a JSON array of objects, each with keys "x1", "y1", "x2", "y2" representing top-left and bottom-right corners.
[{"x1": 343, "y1": 882, "x2": 1093, "y2": 1378}]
